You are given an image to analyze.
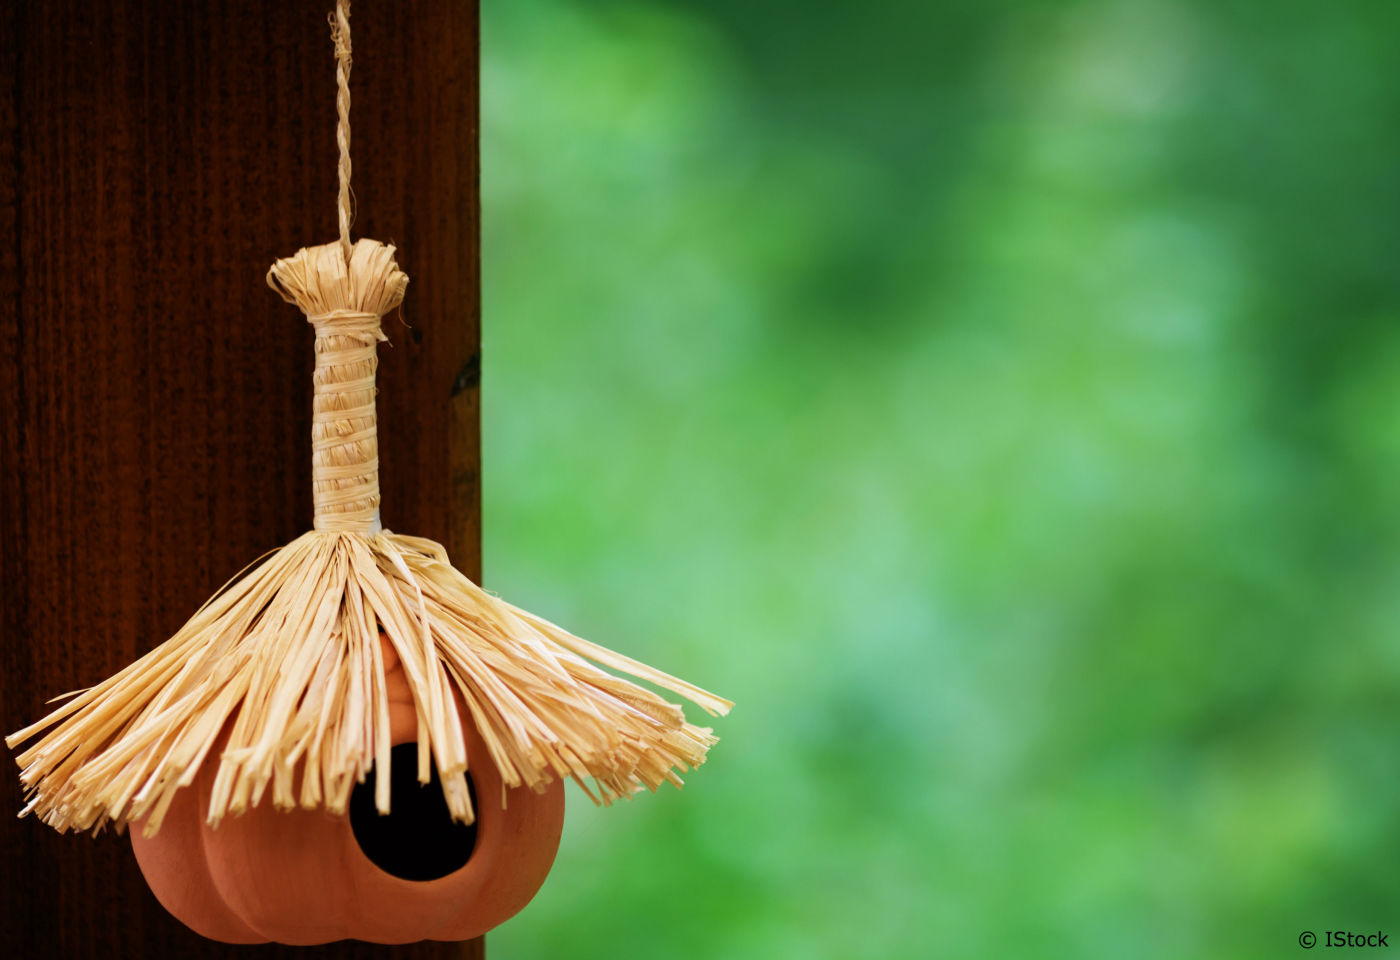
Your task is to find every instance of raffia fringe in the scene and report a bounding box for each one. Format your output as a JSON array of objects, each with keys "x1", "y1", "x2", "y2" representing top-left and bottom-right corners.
[{"x1": 6, "y1": 531, "x2": 731, "y2": 837}]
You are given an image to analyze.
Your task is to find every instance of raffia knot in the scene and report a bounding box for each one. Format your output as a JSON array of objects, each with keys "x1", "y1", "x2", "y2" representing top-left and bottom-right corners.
[{"x1": 267, "y1": 239, "x2": 408, "y2": 317}]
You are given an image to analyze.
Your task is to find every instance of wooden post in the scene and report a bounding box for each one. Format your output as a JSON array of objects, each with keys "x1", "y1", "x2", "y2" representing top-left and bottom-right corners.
[{"x1": 0, "y1": 2, "x2": 482, "y2": 956}]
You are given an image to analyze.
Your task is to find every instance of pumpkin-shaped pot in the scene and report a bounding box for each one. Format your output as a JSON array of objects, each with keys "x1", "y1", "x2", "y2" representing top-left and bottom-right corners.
[{"x1": 131, "y1": 636, "x2": 565, "y2": 944}]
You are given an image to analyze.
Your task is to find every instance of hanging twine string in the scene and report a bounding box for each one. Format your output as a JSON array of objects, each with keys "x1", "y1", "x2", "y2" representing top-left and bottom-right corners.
[{"x1": 332, "y1": 0, "x2": 354, "y2": 263}]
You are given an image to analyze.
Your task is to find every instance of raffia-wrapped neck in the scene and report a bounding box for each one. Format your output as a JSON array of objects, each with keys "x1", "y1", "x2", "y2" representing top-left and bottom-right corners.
[{"x1": 267, "y1": 240, "x2": 409, "y2": 534}]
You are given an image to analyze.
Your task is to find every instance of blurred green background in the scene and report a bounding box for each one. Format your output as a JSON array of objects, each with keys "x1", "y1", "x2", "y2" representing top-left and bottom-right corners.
[{"x1": 479, "y1": 1, "x2": 1400, "y2": 957}]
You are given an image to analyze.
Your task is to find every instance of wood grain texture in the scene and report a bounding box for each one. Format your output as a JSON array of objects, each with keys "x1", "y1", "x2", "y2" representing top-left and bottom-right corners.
[{"x1": 0, "y1": 1, "x2": 482, "y2": 957}]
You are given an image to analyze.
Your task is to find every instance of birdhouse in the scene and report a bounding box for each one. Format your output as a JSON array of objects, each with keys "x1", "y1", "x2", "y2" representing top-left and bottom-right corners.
[{"x1": 6, "y1": 0, "x2": 729, "y2": 946}]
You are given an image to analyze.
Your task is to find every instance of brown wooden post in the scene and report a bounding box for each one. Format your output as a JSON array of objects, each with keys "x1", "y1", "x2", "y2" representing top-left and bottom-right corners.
[{"x1": 0, "y1": 1, "x2": 483, "y2": 956}]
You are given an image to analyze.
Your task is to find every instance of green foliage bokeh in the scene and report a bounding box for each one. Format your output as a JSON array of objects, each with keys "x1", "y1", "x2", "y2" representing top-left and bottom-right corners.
[{"x1": 481, "y1": 1, "x2": 1400, "y2": 956}]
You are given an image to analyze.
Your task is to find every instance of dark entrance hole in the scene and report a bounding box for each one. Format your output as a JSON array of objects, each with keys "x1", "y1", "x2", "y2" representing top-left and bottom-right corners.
[{"x1": 349, "y1": 742, "x2": 478, "y2": 881}]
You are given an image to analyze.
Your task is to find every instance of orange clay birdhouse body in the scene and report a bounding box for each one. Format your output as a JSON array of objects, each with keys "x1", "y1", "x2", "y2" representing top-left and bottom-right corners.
[{"x1": 131, "y1": 635, "x2": 565, "y2": 945}]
